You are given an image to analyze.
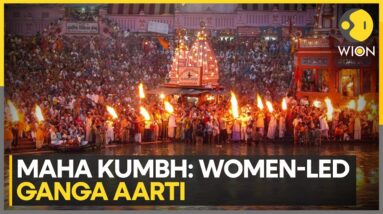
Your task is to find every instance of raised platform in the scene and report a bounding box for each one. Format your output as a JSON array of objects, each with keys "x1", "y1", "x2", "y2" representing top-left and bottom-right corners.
[{"x1": 148, "y1": 84, "x2": 225, "y2": 96}]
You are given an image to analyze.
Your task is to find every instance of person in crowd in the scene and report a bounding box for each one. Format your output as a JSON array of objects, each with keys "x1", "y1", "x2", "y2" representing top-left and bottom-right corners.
[
  {"x1": 212, "y1": 118, "x2": 220, "y2": 144},
  {"x1": 35, "y1": 124, "x2": 45, "y2": 149},
  {"x1": 105, "y1": 120, "x2": 114, "y2": 144},
  {"x1": 278, "y1": 112, "x2": 286, "y2": 139},
  {"x1": 267, "y1": 112, "x2": 277, "y2": 140},
  {"x1": 319, "y1": 112, "x2": 329, "y2": 141},
  {"x1": 232, "y1": 119, "x2": 241, "y2": 143},
  {"x1": 219, "y1": 115, "x2": 228, "y2": 144},
  {"x1": 4, "y1": 123, "x2": 13, "y2": 151},
  {"x1": 354, "y1": 112, "x2": 362, "y2": 140},
  {"x1": 168, "y1": 113, "x2": 176, "y2": 140}
]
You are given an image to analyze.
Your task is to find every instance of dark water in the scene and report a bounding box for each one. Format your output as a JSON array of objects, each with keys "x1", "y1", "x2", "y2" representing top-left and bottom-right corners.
[{"x1": 4, "y1": 142, "x2": 379, "y2": 210}]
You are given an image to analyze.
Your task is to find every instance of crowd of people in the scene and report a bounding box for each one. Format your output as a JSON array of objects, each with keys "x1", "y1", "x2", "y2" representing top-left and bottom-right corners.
[
  {"x1": 4, "y1": 19, "x2": 379, "y2": 151},
  {"x1": 212, "y1": 37, "x2": 293, "y2": 101},
  {"x1": 5, "y1": 26, "x2": 172, "y2": 150}
]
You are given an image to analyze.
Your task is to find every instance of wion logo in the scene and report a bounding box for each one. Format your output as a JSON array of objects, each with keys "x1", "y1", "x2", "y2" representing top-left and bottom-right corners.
[{"x1": 337, "y1": 8, "x2": 375, "y2": 57}]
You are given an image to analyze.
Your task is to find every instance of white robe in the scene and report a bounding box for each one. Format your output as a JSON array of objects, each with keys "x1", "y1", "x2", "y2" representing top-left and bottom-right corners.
[
  {"x1": 233, "y1": 120, "x2": 241, "y2": 132},
  {"x1": 267, "y1": 115, "x2": 277, "y2": 139},
  {"x1": 319, "y1": 116, "x2": 329, "y2": 130},
  {"x1": 168, "y1": 115, "x2": 176, "y2": 138},
  {"x1": 319, "y1": 115, "x2": 329, "y2": 137},
  {"x1": 106, "y1": 122, "x2": 114, "y2": 144},
  {"x1": 279, "y1": 115, "x2": 286, "y2": 138},
  {"x1": 240, "y1": 115, "x2": 249, "y2": 140},
  {"x1": 354, "y1": 117, "x2": 361, "y2": 140}
]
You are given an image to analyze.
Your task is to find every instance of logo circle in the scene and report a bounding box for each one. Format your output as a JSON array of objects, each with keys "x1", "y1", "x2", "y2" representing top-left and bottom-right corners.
[
  {"x1": 339, "y1": 9, "x2": 373, "y2": 43},
  {"x1": 341, "y1": 21, "x2": 350, "y2": 30},
  {"x1": 355, "y1": 46, "x2": 365, "y2": 56}
]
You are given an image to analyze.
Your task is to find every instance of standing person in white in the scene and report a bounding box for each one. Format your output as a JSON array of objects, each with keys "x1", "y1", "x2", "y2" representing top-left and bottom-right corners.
[
  {"x1": 319, "y1": 113, "x2": 329, "y2": 140},
  {"x1": 168, "y1": 114, "x2": 177, "y2": 139},
  {"x1": 105, "y1": 120, "x2": 114, "y2": 144},
  {"x1": 354, "y1": 113, "x2": 362, "y2": 140},
  {"x1": 267, "y1": 113, "x2": 277, "y2": 139},
  {"x1": 240, "y1": 113, "x2": 249, "y2": 142}
]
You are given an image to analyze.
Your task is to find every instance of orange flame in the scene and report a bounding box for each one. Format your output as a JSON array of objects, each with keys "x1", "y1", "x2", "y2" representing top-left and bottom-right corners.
[
  {"x1": 106, "y1": 105, "x2": 118, "y2": 119},
  {"x1": 138, "y1": 83, "x2": 145, "y2": 99},
  {"x1": 266, "y1": 101, "x2": 274, "y2": 113},
  {"x1": 159, "y1": 93, "x2": 165, "y2": 99},
  {"x1": 140, "y1": 106, "x2": 151, "y2": 121},
  {"x1": 324, "y1": 98, "x2": 333, "y2": 121},
  {"x1": 35, "y1": 105, "x2": 45, "y2": 123},
  {"x1": 281, "y1": 98, "x2": 287, "y2": 111},
  {"x1": 257, "y1": 94, "x2": 264, "y2": 110},
  {"x1": 164, "y1": 101, "x2": 174, "y2": 114},
  {"x1": 230, "y1": 92, "x2": 239, "y2": 119}
]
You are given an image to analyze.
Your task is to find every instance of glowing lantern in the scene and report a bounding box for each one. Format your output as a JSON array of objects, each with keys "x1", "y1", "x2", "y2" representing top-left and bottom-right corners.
[
  {"x1": 257, "y1": 94, "x2": 264, "y2": 110},
  {"x1": 230, "y1": 92, "x2": 239, "y2": 119},
  {"x1": 357, "y1": 95, "x2": 366, "y2": 112},
  {"x1": 266, "y1": 101, "x2": 274, "y2": 113},
  {"x1": 106, "y1": 105, "x2": 118, "y2": 119},
  {"x1": 347, "y1": 99, "x2": 356, "y2": 110},
  {"x1": 324, "y1": 98, "x2": 333, "y2": 121},
  {"x1": 140, "y1": 106, "x2": 151, "y2": 121},
  {"x1": 7, "y1": 100, "x2": 19, "y2": 123},
  {"x1": 164, "y1": 101, "x2": 174, "y2": 114},
  {"x1": 138, "y1": 83, "x2": 145, "y2": 99},
  {"x1": 281, "y1": 98, "x2": 287, "y2": 111},
  {"x1": 35, "y1": 105, "x2": 45, "y2": 123}
]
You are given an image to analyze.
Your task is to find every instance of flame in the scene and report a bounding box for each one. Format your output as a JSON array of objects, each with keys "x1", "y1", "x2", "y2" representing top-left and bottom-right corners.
[
  {"x1": 324, "y1": 97, "x2": 333, "y2": 121},
  {"x1": 281, "y1": 98, "x2": 287, "y2": 111},
  {"x1": 106, "y1": 105, "x2": 118, "y2": 119},
  {"x1": 140, "y1": 106, "x2": 151, "y2": 120},
  {"x1": 7, "y1": 100, "x2": 19, "y2": 123},
  {"x1": 159, "y1": 93, "x2": 165, "y2": 99},
  {"x1": 164, "y1": 101, "x2": 174, "y2": 114},
  {"x1": 312, "y1": 100, "x2": 321, "y2": 108},
  {"x1": 230, "y1": 92, "x2": 239, "y2": 119},
  {"x1": 347, "y1": 99, "x2": 356, "y2": 110},
  {"x1": 257, "y1": 94, "x2": 264, "y2": 110},
  {"x1": 357, "y1": 95, "x2": 366, "y2": 112},
  {"x1": 138, "y1": 83, "x2": 145, "y2": 99},
  {"x1": 35, "y1": 105, "x2": 45, "y2": 123},
  {"x1": 266, "y1": 101, "x2": 274, "y2": 113}
]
